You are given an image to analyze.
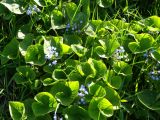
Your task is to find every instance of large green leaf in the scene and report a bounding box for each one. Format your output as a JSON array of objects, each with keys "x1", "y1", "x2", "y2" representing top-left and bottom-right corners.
[
  {"x1": 105, "y1": 87, "x2": 121, "y2": 110},
  {"x1": 25, "y1": 44, "x2": 46, "y2": 66},
  {"x1": 0, "y1": 1, "x2": 25, "y2": 14},
  {"x1": 1, "y1": 38, "x2": 19, "y2": 64},
  {"x1": 88, "y1": 58, "x2": 107, "y2": 80},
  {"x1": 32, "y1": 92, "x2": 57, "y2": 116},
  {"x1": 9, "y1": 101, "x2": 27, "y2": 120},
  {"x1": 113, "y1": 61, "x2": 132, "y2": 76},
  {"x1": 24, "y1": 99, "x2": 35, "y2": 120},
  {"x1": 64, "y1": 105, "x2": 91, "y2": 120},
  {"x1": 96, "y1": 0, "x2": 114, "y2": 8},
  {"x1": 71, "y1": 44, "x2": 87, "y2": 57},
  {"x1": 63, "y1": 34, "x2": 82, "y2": 45},
  {"x1": 85, "y1": 20, "x2": 103, "y2": 37},
  {"x1": 65, "y1": 2, "x2": 79, "y2": 21},
  {"x1": 143, "y1": 16, "x2": 160, "y2": 29},
  {"x1": 137, "y1": 90, "x2": 160, "y2": 110},
  {"x1": 50, "y1": 81, "x2": 79, "y2": 106},
  {"x1": 104, "y1": 70, "x2": 122, "y2": 89},
  {"x1": 12, "y1": 66, "x2": 36, "y2": 84},
  {"x1": 89, "y1": 83, "x2": 106, "y2": 97},
  {"x1": 19, "y1": 34, "x2": 34, "y2": 56},
  {"x1": 51, "y1": 10, "x2": 66, "y2": 29},
  {"x1": 88, "y1": 97, "x2": 113, "y2": 120},
  {"x1": 52, "y1": 69, "x2": 67, "y2": 80},
  {"x1": 128, "y1": 33, "x2": 154, "y2": 53}
]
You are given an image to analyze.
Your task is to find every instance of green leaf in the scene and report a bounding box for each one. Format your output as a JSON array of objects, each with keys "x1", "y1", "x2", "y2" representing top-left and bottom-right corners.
[
  {"x1": 68, "y1": 70, "x2": 84, "y2": 84},
  {"x1": 61, "y1": 43, "x2": 72, "y2": 54},
  {"x1": 12, "y1": 66, "x2": 36, "y2": 84},
  {"x1": 95, "y1": 46, "x2": 107, "y2": 58},
  {"x1": 32, "y1": 92, "x2": 57, "y2": 116},
  {"x1": 25, "y1": 44, "x2": 46, "y2": 66},
  {"x1": 65, "y1": 2, "x2": 79, "y2": 21},
  {"x1": 89, "y1": 83, "x2": 106, "y2": 97},
  {"x1": 50, "y1": 81, "x2": 79, "y2": 106},
  {"x1": 71, "y1": 44, "x2": 87, "y2": 57},
  {"x1": 24, "y1": 99, "x2": 35, "y2": 120},
  {"x1": 137, "y1": 90, "x2": 160, "y2": 110},
  {"x1": 104, "y1": 70, "x2": 122, "y2": 89},
  {"x1": 88, "y1": 58, "x2": 107, "y2": 80},
  {"x1": 129, "y1": 33, "x2": 154, "y2": 53},
  {"x1": 113, "y1": 61, "x2": 132, "y2": 76},
  {"x1": 96, "y1": 0, "x2": 114, "y2": 8},
  {"x1": 143, "y1": 16, "x2": 160, "y2": 29},
  {"x1": 52, "y1": 69, "x2": 67, "y2": 80},
  {"x1": 77, "y1": 62, "x2": 96, "y2": 77},
  {"x1": 19, "y1": 34, "x2": 34, "y2": 56},
  {"x1": 63, "y1": 34, "x2": 82, "y2": 45},
  {"x1": 151, "y1": 48, "x2": 160, "y2": 61},
  {"x1": 51, "y1": 10, "x2": 66, "y2": 29},
  {"x1": 0, "y1": 2, "x2": 25, "y2": 14},
  {"x1": 9, "y1": 101, "x2": 26, "y2": 120},
  {"x1": 64, "y1": 105, "x2": 91, "y2": 120},
  {"x1": 42, "y1": 78, "x2": 55, "y2": 86},
  {"x1": 100, "y1": 34, "x2": 120, "y2": 57},
  {"x1": 88, "y1": 97, "x2": 113, "y2": 120},
  {"x1": 1, "y1": 38, "x2": 19, "y2": 64},
  {"x1": 105, "y1": 87, "x2": 121, "y2": 110},
  {"x1": 17, "y1": 22, "x2": 33, "y2": 39},
  {"x1": 85, "y1": 20, "x2": 103, "y2": 37}
]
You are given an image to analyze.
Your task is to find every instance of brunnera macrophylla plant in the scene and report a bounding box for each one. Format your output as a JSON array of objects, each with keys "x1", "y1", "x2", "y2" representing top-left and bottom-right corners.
[{"x1": 0, "y1": 0, "x2": 160, "y2": 120}]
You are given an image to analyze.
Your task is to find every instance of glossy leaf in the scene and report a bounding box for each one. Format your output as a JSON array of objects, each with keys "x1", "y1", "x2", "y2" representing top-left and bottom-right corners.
[
  {"x1": 12, "y1": 66, "x2": 36, "y2": 84},
  {"x1": 137, "y1": 90, "x2": 160, "y2": 110},
  {"x1": 105, "y1": 87, "x2": 121, "y2": 110},
  {"x1": 25, "y1": 44, "x2": 46, "y2": 66},
  {"x1": 9, "y1": 101, "x2": 26, "y2": 120},
  {"x1": 19, "y1": 34, "x2": 33, "y2": 56},
  {"x1": 1, "y1": 38, "x2": 19, "y2": 64},
  {"x1": 51, "y1": 10, "x2": 66, "y2": 29},
  {"x1": 64, "y1": 105, "x2": 91, "y2": 120},
  {"x1": 113, "y1": 61, "x2": 132, "y2": 76},
  {"x1": 32, "y1": 92, "x2": 57, "y2": 116},
  {"x1": 88, "y1": 97, "x2": 113, "y2": 120},
  {"x1": 0, "y1": 2, "x2": 25, "y2": 14},
  {"x1": 71, "y1": 44, "x2": 87, "y2": 57}
]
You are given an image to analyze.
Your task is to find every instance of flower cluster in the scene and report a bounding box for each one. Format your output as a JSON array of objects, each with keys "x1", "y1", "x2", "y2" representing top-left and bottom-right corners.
[
  {"x1": 66, "y1": 20, "x2": 83, "y2": 33},
  {"x1": 53, "y1": 114, "x2": 63, "y2": 120},
  {"x1": 114, "y1": 46, "x2": 128, "y2": 61},
  {"x1": 26, "y1": 5, "x2": 40, "y2": 15},
  {"x1": 45, "y1": 46, "x2": 58, "y2": 66},
  {"x1": 78, "y1": 85, "x2": 88, "y2": 105},
  {"x1": 148, "y1": 70, "x2": 160, "y2": 81}
]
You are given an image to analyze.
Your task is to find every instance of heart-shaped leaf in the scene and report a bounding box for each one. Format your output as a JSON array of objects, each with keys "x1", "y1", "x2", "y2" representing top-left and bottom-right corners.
[
  {"x1": 88, "y1": 97, "x2": 113, "y2": 120},
  {"x1": 32, "y1": 92, "x2": 57, "y2": 116},
  {"x1": 64, "y1": 105, "x2": 91, "y2": 120},
  {"x1": 1, "y1": 38, "x2": 19, "y2": 64},
  {"x1": 9, "y1": 101, "x2": 26, "y2": 120},
  {"x1": 25, "y1": 44, "x2": 46, "y2": 66},
  {"x1": 12, "y1": 66, "x2": 36, "y2": 84},
  {"x1": 137, "y1": 90, "x2": 160, "y2": 110},
  {"x1": 51, "y1": 10, "x2": 66, "y2": 29}
]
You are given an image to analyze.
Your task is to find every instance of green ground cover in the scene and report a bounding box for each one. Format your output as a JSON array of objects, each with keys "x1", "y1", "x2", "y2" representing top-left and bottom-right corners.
[{"x1": 0, "y1": 0, "x2": 160, "y2": 120}]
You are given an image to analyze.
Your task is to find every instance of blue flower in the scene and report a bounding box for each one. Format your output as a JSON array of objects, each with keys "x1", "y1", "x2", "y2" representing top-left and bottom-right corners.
[
  {"x1": 26, "y1": 9, "x2": 32, "y2": 15},
  {"x1": 80, "y1": 20, "x2": 83, "y2": 24}
]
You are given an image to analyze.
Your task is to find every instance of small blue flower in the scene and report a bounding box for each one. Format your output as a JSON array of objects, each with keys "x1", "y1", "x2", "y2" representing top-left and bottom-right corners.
[
  {"x1": 52, "y1": 60, "x2": 57, "y2": 65},
  {"x1": 53, "y1": 114, "x2": 57, "y2": 120},
  {"x1": 26, "y1": 9, "x2": 32, "y2": 15},
  {"x1": 80, "y1": 20, "x2": 83, "y2": 24}
]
